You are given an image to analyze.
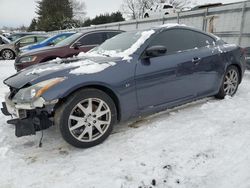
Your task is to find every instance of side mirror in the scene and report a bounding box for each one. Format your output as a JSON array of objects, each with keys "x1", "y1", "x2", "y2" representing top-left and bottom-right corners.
[
  {"x1": 144, "y1": 45, "x2": 167, "y2": 58},
  {"x1": 48, "y1": 42, "x2": 55, "y2": 46},
  {"x1": 73, "y1": 42, "x2": 81, "y2": 49}
]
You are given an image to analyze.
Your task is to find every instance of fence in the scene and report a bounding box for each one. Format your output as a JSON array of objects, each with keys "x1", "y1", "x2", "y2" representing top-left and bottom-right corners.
[{"x1": 51, "y1": 1, "x2": 250, "y2": 47}]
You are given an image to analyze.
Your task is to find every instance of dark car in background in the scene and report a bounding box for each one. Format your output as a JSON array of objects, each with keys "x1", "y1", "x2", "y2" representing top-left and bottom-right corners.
[
  {"x1": 1, "y1": 24, "x2": 246, "y2": 148},
  {"x1": 15, "y1": 30, "x2": 123, "y2": 71},
  {"x1": 0, "y1": 35, "x2": 48, "y2": 60}
]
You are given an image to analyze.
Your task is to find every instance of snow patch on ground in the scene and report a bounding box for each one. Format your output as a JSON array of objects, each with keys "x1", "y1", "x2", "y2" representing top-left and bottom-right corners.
[{"x1": 0, "y1": 60, "x2": 250, "y2": 188}]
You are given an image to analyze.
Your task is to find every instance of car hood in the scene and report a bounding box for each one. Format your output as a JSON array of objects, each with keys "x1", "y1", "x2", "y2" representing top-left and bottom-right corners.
[
  {"x1": 4, "y1": 56, "x2": 123, "y2": 89},
  {"x1": 19, "y1": 45, "x2": 63, "y2": 56}
]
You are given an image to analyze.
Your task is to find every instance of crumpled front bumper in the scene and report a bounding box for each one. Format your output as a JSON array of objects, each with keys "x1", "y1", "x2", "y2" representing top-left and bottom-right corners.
[{"x1": 1, "y1": 93, "x2": 56, "y2": 137}]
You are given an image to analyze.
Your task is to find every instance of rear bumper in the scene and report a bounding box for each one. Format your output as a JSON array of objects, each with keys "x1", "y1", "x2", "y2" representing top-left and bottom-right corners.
[{"x1": 246, "y1": 57, "x2": 250, "y2": 70}]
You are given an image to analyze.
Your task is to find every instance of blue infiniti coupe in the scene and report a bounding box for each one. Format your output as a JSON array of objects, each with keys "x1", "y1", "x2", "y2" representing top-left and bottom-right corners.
[{"x1": 1, "y1": 24, "x2": 246, "y2": 148}]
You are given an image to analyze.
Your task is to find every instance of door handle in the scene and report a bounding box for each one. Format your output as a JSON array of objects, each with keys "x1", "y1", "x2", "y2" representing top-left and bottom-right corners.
[{"x1": 192, "y1": 57, "x2": 201, "y2": 65}]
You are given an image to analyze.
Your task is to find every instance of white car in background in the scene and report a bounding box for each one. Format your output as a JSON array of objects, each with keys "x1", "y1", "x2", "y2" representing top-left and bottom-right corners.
[{"x1": 144, "y1": 3, "x2": 177, "y2": 18}]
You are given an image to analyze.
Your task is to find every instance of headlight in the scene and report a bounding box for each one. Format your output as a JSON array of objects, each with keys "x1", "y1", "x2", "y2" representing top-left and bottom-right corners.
[
  {"x1": 13, "y1": 77, "x2": 66, "y2": 103},
  {"x1": 18, "y1": 56, "x2": 37, "y2": 64}
]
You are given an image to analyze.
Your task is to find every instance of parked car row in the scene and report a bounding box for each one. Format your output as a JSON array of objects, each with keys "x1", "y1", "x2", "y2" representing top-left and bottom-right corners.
[
  {"x1": 15, "y1": 30, "x2": 122, "y2": 71},
  {"x1": 1, "y1": 24, "x2": 247, "y2": 149},
  {"x1": 0, "y1": 32, "x2": 79, "y2": 60}
]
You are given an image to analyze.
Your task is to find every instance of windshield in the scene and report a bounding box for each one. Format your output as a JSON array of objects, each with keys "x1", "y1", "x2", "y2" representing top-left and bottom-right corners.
[
  {"x1": 55, "y1": 33, "x2": 82, "y2": 47},
  {"x1": 39, "y1": 36, "x2": 56, "y2": 44},
  {"x1": 89, "y1": 29, "x2": 155, "y2": 59},
  {"x1": 93, "y1": 31, "x2": 144, "y2": 54},
  {"x1": 0, "y1": 35, "x2": 11, "y2": 44}
]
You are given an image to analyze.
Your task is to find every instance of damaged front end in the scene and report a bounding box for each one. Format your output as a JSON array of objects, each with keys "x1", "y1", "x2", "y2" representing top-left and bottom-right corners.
[{"x1": 1, "y1": 77, "x2": 65, "y2": 137}]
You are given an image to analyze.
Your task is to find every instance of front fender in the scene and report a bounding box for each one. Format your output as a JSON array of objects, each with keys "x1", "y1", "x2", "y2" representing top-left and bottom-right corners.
[{"x1": 42, "y1": 79, "x2": 120, "y2": 102}]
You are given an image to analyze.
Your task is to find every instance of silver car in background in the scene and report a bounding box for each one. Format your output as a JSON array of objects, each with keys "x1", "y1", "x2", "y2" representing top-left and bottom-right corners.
[{"x1": 0, "y1": 35, "x2": 48, "y2": 60}]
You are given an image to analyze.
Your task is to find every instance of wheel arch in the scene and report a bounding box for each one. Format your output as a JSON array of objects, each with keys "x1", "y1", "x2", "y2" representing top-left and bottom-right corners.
[
  {"x1": 228, "y1": 63, "x2": 242, "y2": 83},
  {"x1": 54, "y1": 84, "x2": 121, "y2": 122}
]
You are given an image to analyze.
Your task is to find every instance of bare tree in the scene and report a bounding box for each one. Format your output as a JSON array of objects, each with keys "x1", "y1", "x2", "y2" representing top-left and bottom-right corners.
[
  {"x1": 121, "y1": 0, "x2": 154, "y2": 19},
  {"x1": 168, "y1": 0, "x2": 193, "y2": 8},
  {"x1": 70, "y1": 0, "x2": 87, "y2": 20}
]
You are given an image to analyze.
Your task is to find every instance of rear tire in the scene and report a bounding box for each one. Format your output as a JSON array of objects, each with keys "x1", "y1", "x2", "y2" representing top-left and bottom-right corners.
[
  {"x1": 55, "y1": 88, "x2": 117, "y2": 148},
  {"x1": 215, "y1": 65, "x2": 240, "y2": 99}
]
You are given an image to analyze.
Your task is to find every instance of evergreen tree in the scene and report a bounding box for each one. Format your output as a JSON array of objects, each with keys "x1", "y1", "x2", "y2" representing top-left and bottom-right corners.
[
  {"x1": 83, "y1": 11, "x2": 125, "y2": 27},
  {"x1": 28, "y1": 18, "x2": 38, "y2": 31},
  {"x1": 36, "y1": 0, "x2": 74, "y2": 31}
]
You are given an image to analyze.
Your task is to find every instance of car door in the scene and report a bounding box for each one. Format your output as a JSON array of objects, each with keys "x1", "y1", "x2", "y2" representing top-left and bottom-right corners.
[
  {"x1": 192, "y1": 31, "x2": 225, "y2": 96},
  {"x1": 135, "y1": 29, "x2": 202, "y2": 110}
]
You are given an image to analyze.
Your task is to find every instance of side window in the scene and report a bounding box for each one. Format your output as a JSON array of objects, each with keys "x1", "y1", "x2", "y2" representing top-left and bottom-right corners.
[
  {"x1": 78, "y1": 33, "x2": 105, "y2": 46},
  {"x1": 148, "y1": 29, "x2": 197, "y2": 54},
  {"x1": 52, "y1": 36, "x2": 67, "y2": 44},
  {"x1": 163, "y1": 5, "x2": 173, "y2": 9},
  {"x1": 20, "y1": 37, "x2": 35, "y2": 44},
  {"x1": 194, "y1": 32, "x2": 215, "y2": 47},
  {"x1": 37, "y1": 36, "x2": 47, "y2": 42}
]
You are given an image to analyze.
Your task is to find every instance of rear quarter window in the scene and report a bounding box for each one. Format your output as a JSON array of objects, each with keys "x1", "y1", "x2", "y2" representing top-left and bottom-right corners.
[
  {"x1": 194, "y1": 32, "x2": 215, "y2": 47},
  {"x1": 148, "y1": 29, "x2": 198, "y2": 54}
]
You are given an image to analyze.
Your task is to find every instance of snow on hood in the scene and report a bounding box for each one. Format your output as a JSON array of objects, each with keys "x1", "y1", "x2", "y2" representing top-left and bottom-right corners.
[
  {"x1": 70, "y1": 61, "x2": 116, "y2": 75},
  {"x1": 78, "y1": 29, "x2": 156, "y2": 61},
  {"x1": 25, "y1": 59, "x2": 116, "y2": 76}
]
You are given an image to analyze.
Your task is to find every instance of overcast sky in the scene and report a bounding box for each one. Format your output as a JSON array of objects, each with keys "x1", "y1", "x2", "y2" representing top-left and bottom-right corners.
[
  {"x1": 0, "y1": 0, "x2": 123, "y2": 28},
  {"x1": 0, "y1": 0, "x2": 243, "y2": 28}
]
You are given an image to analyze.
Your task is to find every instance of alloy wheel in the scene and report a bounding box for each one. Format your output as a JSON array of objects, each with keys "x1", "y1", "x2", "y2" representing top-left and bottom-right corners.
[
  {"x1": 2, "y1": 49, "x2": 14, "y2": 60},
  {"x1": 223, "y1": 69, "x2": 239, "y2": 96},
  {"x1": 68, "y1": 98, "x2": 111, "y2": 142}
]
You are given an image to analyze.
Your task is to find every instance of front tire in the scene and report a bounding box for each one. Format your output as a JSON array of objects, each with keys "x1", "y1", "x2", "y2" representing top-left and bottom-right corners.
[
  {"x1": 1, "y1": 49, "x2": 15, "y2": 60},
  {"x1": 55, "y1": 88, "x2": 117, "y2": 148},
  {"x1": 215, "y1": 65, "x2": 240, "y2": 99}
]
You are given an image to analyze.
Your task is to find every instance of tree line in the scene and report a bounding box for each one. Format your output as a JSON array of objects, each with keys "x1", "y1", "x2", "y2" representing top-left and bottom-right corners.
[
  {"x1": 28, "y1": 0, "x2": 124, "y2": 32},
  {"x1": 28, "y1": 0, "x2": 192, "y2": 32}
]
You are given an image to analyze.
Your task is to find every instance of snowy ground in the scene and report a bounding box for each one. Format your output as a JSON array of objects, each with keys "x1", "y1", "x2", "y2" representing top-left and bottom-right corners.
[{"x1": 0, "y1": 60, "x2": 250, "y2": 188}]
